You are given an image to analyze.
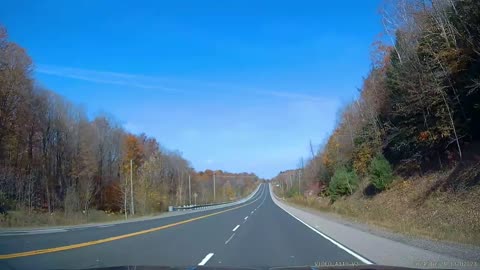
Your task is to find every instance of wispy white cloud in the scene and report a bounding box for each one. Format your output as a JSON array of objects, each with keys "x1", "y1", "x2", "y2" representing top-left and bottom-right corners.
[
  {"x1": 36, "y1": 64, "x2": 182, "y2": 92},
  {"x1": 259, "y1": 90, "x2": 331, "y2": 104},
  {"x1": 205, "y1": 159, "x2": 214, "y2": 165},
  {"x1": 36, "y1": 64, "x2": 332, "y2": 104}
]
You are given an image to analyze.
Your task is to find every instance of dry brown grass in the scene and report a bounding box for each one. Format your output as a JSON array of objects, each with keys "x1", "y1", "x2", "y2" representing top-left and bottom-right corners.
[
  {"x1": 287, "y1": 171, "x2": 480, "y2": 246},
  {"x1": 0, "y1": 209, "x2": 126, "y2": 228},
  {"x1": 0, "y1": 185, "x2": 261, "y2": 228}
]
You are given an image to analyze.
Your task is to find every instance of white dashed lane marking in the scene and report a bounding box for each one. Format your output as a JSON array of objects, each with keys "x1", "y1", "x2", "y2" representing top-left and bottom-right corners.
[
  {"x1": 198, "y1": 253, "x2": 214, "y2": 266},
  {"x1": 225, "y1": 233, "x2": 236, "y2": 245}
]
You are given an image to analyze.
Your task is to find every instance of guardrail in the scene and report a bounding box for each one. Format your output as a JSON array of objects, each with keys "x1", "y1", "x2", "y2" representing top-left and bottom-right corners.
[{"x1": 168, "y1": 183, "x2": 262, "y2": 212}]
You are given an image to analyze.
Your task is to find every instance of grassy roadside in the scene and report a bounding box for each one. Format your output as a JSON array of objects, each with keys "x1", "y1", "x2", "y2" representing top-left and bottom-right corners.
[
  {"x1": 0, "y1": 209, "x2": 133, "y2": 228},
  {"x1": 0, "y1": 183, "x2": 261, "y2": 228},
  {"x1": 278, "y1": 173, "x2": 480, "y2": 246}
]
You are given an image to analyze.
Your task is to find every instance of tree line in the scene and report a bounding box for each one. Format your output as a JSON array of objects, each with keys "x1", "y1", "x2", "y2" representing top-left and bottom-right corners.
[
  {"x1": 275, "y1": 0, "x2": 479, "y2": 199},
  {"x1": 0, "y1": 25, "x2": 258, "y2": 220}
]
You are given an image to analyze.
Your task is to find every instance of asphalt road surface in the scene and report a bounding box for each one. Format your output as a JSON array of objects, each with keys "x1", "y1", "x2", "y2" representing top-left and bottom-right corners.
[{"x1": 0, "y1": 184, "x2": 371, "y2": 270}]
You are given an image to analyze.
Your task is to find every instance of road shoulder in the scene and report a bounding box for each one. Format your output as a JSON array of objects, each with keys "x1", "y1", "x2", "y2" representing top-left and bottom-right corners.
[{"x1": 270, "y1": 186, "x2": 479, "y2": 269}]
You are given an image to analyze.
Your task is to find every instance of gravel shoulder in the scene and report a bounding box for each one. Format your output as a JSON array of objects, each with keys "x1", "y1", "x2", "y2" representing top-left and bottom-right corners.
[
  {"x1": 270, "y1": 186, "x2": 480, "y2": 269},
  {"x1": 281, "y1": 200, "x2": 480, "y2": 264}
]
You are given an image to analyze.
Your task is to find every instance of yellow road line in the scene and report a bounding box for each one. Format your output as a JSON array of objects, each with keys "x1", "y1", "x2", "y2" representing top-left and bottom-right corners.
[{"x1": 0, "y1": 188, "x2": 263, "y2": 260}]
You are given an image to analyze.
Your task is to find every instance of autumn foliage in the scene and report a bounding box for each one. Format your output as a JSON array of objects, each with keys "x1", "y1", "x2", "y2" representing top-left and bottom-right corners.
[
  {"x1": 275, "y1": 0, "x2": 480, "y2": 200},
  {"x1": 0, "y1": 26, "x2": 259, "y2": 222}
]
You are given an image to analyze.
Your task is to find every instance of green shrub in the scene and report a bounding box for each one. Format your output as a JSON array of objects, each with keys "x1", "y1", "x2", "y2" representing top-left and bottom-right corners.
[
  {"x1": 328, "y1": 167, "x2": 358, "y2": 201},
  {"x1": 369, "y1": 155, "x2": 394, "y2": 190},
  {"x1": 285, "y1": 187, "x2": 299, "y2": 198}
]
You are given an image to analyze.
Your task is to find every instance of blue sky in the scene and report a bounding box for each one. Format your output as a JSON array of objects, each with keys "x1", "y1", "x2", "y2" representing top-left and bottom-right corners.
[{"x1": 1, "y1": 0, "x2": 382, "y2": 178}]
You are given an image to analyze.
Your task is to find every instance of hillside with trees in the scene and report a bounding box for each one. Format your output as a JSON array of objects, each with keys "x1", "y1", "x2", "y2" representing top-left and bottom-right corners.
[
  {"x1": 0, "y1": 26, "x2": 259, "y2": 227},
  {"x1": 273, "y1": 0, "x2": 480, "y2": 245}
]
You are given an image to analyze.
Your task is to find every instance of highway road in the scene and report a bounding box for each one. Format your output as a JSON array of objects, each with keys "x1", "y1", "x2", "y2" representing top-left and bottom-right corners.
[{"x1": 0, "y1": 184, "x2": 371, "y2": 270}]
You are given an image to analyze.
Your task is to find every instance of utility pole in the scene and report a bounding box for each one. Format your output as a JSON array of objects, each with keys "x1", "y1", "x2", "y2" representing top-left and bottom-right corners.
[
  {"x1": 298, "y1": 170, "x2": 301, "y2": 195},
  {"x1": 299, "y1": 158, "x2": 303, "y2": 195},
  {"x1": 124, "y1": 176, "x2": 128, "y2": 220},
  {"x1": 188, "y1": 174, "x2": 192, "y2": 205},
  {"x1": 213, "y1": 172, "x2": 216, "y2": 202},
  {"x1": 130, "y1": 159, "x2": 135, "y2": 215}
]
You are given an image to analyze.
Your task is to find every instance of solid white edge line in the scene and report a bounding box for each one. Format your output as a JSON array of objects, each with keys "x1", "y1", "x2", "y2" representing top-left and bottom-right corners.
[
  {"x1": 232, "y1": 225, "x2": 240, "y2": 232},
  {"x1": 198, "y1": 253, "x2": 214, "y2": 266},
  {"x1": 269, "y1": 185, "x2": 374, "y2": 265}
]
